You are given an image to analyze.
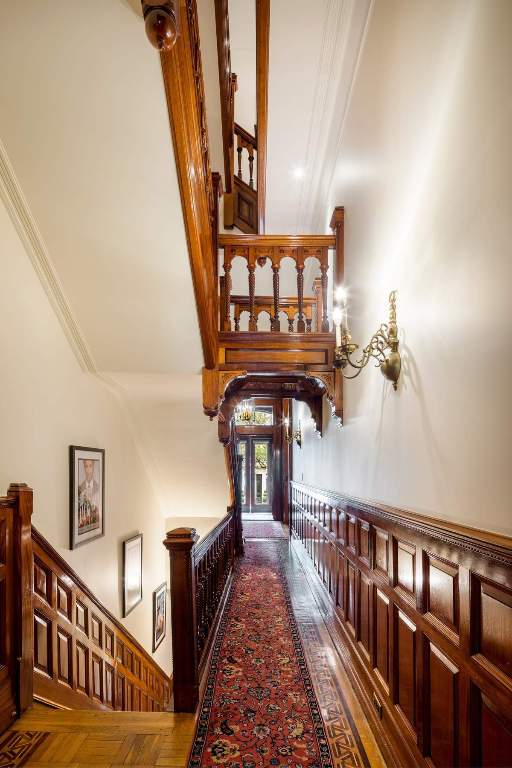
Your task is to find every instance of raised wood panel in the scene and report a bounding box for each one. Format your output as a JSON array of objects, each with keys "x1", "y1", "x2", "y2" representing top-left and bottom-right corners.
[
  {"x1": 32, "y1": 528, "x2": 170, "y2": 712},
  {"x1": 480, "y1": 693, "x2": 512, "y2": 767},
  {"x1": 290, "y1": 481, "x2": 512, "y2": 768},
  {"x1": 359, "y1": 522, "x2": 370, "y2": 564},
  {"x1": 374, "y1": 527, "x2": 389, "y2": 576},
  {"x1": 428, "y1": 643, "x2": 458, "y2": 768},
  {"x1": 425, "y1": 553, "x2": 459, "y2": 634},
  {"x1": 476, "y1": 577, "x2": 512, "y2": 680},
  {"x1": 374, "y1": 588, "x2": 390, "y2": 689},
  {"x1": 395, "y1": 539, "x2": 416, "y2": 597},
  {"x1": 395, "y1": 609, "x2": 416, "y2": 733},
  {"x1": 358, "y1": 572, "x2": 371, "y2": 658}
]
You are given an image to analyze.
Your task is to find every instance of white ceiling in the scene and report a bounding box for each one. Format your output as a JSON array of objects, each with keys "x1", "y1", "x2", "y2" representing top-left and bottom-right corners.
[
  {"x1": 0, "y1": 0, "x2": 203, "y2": 375},
  {"x1": 229, "y1": 0, "x2": 372, "y2": 235}
]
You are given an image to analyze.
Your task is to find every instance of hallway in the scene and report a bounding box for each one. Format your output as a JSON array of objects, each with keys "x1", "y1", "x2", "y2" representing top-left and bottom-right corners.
[{"x1": 2, "y1": 537, "x2": 388, "y2": 768}]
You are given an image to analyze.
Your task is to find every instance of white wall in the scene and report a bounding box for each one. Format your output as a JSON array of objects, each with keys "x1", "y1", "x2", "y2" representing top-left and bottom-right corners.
[
  {"x1": 293, "y1": 0, "x2": 512, "y2": 536},
  {"x1": 0, "y1": 197, "x2": 172, "y2": 672}
]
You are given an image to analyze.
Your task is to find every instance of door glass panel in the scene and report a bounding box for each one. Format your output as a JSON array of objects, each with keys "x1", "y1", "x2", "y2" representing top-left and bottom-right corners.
[
  {"x1": 237, "y1": 441, "x2": 247, "y2": 505},
  {"x1": 253, "y1": 441, "x2": 270, "y2": 505}
]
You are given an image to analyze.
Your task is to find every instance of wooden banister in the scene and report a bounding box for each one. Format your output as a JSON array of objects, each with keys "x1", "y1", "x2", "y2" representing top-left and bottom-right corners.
[
  {"x1": 256, "y1": 0, "x2": 270, "y2": 233},
  {"x1": 219, "y1": 234, "x2": 335, "y2": 249},
  {"x1": 164, "y1": 508, "x2": 238, "y2": 712},
  {"x1": 143, "y1": 0, "x2": 219, "y2": 370}
]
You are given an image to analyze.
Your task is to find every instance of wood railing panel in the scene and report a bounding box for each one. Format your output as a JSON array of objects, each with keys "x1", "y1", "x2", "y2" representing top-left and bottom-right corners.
[
  {"x1": 164, "y1": 506, "x2": 239, "y2": 712},
  {"x1": 31, "y1": 529, "x2": 170, "y2": 712},
  {"x1": 290, "y1": 481, "x2": 512, "y2": 768}
]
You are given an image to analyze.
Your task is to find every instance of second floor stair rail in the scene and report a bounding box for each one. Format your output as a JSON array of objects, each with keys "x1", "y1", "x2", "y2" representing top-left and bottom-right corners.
[{"x1": 219, "y1": 234, "x2": 335, "y2": 333}]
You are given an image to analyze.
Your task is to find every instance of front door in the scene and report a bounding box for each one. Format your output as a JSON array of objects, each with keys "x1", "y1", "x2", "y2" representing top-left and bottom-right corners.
[{"x1": 238, "y1": 437, "x2": 273, "y2": 515}]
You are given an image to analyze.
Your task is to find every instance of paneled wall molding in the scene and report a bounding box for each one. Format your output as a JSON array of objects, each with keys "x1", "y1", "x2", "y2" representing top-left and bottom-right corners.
[
  {"x1": 32, "y1": 527, "x2": 170, "y2": 712},
  {"x1": 0, "y1": 139, "x2": 96, "y2": 374},
  {"x1": 290, "y1": 480, "x2": 512, "y2": 768}
]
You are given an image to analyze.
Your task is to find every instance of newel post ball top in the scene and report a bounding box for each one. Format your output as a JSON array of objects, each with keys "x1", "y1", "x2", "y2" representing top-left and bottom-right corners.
[{"x1": 141, "y1": 1, "x2": 178, "y2": 51}]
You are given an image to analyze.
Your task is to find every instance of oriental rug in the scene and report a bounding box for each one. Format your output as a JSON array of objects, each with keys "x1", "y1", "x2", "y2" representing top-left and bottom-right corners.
[
  {"x1": 242, "y1": 521, "x2": 288, "y2": 539},
  {"x1": 188, "y1": 540, "x2": 333, "y2": 767}
]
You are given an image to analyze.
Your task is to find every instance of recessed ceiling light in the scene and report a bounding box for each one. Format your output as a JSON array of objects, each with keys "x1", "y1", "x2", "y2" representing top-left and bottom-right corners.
[{"x1": 292, "y1": 167, "x2": 305, "y2": 179}]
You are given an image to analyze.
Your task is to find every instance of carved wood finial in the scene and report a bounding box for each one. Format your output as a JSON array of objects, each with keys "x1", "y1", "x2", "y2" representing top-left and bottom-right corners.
[{"x1": 142, "y1": 2, "x2": 178, "y2": 51}]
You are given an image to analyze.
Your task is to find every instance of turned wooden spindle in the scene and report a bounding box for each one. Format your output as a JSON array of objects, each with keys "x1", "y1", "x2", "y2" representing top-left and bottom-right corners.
[
  {"x1": 271, "y1": 265, "x2": 280, "y2": 331},
  {"x1": 296, "y1": 265, "x2": 305, "y2": 332},
  {"x1": 288, "y1": 318, "x2": 294, "y2": 332},
  {"x1": 248, "y1": 146, "x2": 255, "y2": 189},
  {"x1": 320, "y1": 262, "x2": 329, "y2": 332},
  {"x1": 223, "y1": 262, "x2": 232, "y2": 331},
  {"x1": 306, "y1": 318, "x2": 312, "y2": 332},
  {"x1": 237, "y1": 140, "x2": 243, "y2": 180},
  {"x1": 248, "y1": 264, "x2": 257, "y2": 331}
]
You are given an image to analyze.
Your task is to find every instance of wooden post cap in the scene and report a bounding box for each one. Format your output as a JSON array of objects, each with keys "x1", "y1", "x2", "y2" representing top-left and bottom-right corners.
[
  {"x1": 163, "y1": 527, "x2": 199, "y2": 551},
  {"x1": 330, "y1": 206, "x2": 345, "y2": 230},
  {"x1": 142, "y1": 2, "x2": 178, "y2": 51}
]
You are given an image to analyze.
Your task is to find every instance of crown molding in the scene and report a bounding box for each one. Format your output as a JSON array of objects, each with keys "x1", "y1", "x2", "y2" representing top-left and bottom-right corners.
[
  {"x1": 0, "y1": 138, "x2": 96, "y2": 373},
  {"x1": 295, "y1": 0, "x2": 373, "y2": 234}
]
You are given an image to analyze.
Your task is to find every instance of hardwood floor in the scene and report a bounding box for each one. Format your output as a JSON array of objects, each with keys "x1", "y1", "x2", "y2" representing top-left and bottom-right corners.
[
  {"x1": 3, "y1": 538, "x2": 393, "y2": 767},
  {"x1": 7, "y1": 709, "x2": 195, "y2": 767}
]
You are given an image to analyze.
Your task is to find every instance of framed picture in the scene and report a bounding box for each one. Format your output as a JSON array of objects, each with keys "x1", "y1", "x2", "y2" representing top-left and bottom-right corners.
[
  {"x1": 69, "y1": 446, "x2": 105, "y2": 550},
  {"x1": 123, "y1": 533, "x2": 143, "y2": 617},
  {"x1": 152, "y1": 582, "x2": 167, "y2": 652}
]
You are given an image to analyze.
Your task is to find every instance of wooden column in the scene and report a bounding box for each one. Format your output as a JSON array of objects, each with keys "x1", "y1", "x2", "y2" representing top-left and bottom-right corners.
[
  {"x1": 320, "y1": 260, "x2": 329, "y2": 332},
  {"x1": 164, "y1": 527, "x2": 200, "y2": 712},
  {"x1": 256, "y1": 0, "x2": 270, "y2": 233},
  {"x1": 248, "y1": 262, "x2": 257, "y2": 331},
  {"x1": 271, "y1": 264, "x2": 280, "y2": 331},
  {"x1": 330, "y1": 206, "x2": 345, "y2": 288},
  {"x1": 296, "y1": 264, "x2": 305, "y2": 333},
  {"x1": 223, "y1": 259, "x2": 232, "y2": 331}
]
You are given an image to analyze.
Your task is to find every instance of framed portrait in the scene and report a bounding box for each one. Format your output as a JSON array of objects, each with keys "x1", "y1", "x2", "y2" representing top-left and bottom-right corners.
[
  {"x1": 152, "y1": 582, "x2": 167, "y2": 652},
  {"x1": 69, "y1": 446, "x2": 105, "y2": 550},
  {"x1": 123, "y1": 533, "x2": 143, "y2": 617}
]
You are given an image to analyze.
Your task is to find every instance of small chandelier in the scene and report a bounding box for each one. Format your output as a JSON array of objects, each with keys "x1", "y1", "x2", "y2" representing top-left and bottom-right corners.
[
  {"x1": 284, "y1": 417, "x2": 302, "y2": 448},
  {"x1": 235, "y1": 399, "x2": 255, "y2": 423},
  {"x1": 333, "y1": 288, "x2": 401, "y2": 391}
]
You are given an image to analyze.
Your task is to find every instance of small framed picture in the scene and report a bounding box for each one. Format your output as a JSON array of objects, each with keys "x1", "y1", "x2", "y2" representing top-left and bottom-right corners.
[
  {"x1": 69, "y1": 446, "x2": 105, "y2": 550},
  {"x1": 123, "y1": 533, "x2": 143, "y2": 617},
  {"x1": 152, "y1": 582, "x2": 167, "y2": 652}
]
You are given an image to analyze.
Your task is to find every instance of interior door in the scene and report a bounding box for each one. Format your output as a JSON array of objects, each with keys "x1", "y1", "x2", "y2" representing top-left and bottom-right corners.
[{"x1": 237, "y1": 437, "x2": 273, "y2": 514}]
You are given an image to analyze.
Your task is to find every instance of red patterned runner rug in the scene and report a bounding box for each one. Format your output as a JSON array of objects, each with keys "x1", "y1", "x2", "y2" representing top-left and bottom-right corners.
[
  {"x1": 243, "y1": 521, "x2": 288, "y2": 539},
  {"x1": 188, "y1": 541, "x2": 333, "y2": 767}
]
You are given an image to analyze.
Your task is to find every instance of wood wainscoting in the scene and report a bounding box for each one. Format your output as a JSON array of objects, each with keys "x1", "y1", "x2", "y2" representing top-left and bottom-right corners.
[
  {"x1": 32, "y1": 529, "x2": 171, "y2": 713},
  {"x1": 290, "y1": 481, "x2": 512, "y2": 768}
]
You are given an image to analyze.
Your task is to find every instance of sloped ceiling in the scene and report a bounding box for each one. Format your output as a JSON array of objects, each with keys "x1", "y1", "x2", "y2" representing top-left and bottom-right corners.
[{"x1": 0, "y1": 0, "x2": 202, "y2": 375}]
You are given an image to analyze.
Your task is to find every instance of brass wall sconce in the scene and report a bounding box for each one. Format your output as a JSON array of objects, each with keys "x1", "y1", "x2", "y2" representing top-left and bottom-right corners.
[
  {"x1": 284, "y1": 417, "x2": 302, "y2": 448},
  {"x1": 235, "y1": 399, "x2": 255, "y2": 424},
  {"x1": 333, "y1": 289, "x2": 401, "y2": 390}
]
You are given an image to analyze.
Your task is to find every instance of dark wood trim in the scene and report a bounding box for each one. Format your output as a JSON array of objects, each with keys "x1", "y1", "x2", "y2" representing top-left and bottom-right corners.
[
  {"x1": 290, "y1": 480, "x2": 512, "y2": 768},
  {"x1": 330, "y1": 206, "x2": 345, "y2": 288},
  {"x1": 234, "y1": 122, "x2": 257, "y2": 148},
  {"x1": 256, "y1": 0, "x2": 270, "y2": 233},
  {"x1": 146, "y1": 0, "x2": 218, "y2": 369}
]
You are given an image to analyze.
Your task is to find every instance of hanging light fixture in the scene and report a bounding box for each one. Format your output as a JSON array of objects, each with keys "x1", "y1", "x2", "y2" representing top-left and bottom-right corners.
[
  {"x1": 235, "y1": 399, "x2": 255, "y2": 424},
  {"x1": 333, "y1": 288, "x2": 402, "y2": 390},
  {"x1": 142, "y1": 1, "x2": 179, "y2": 51}
]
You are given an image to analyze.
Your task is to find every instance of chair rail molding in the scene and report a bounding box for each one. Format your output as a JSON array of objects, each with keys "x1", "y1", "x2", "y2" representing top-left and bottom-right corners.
[{"x1": 0, "y1": 139, "x2": 96, "y2": 373}]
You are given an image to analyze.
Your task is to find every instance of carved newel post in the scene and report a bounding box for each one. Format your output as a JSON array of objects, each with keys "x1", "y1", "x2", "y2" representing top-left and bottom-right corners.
[
  {"x1": 163, "y1": 527, "x2": 200, "y2": 712},
  {"x1": 7, "y1": 483, "x2": 34, "y2": 715}
]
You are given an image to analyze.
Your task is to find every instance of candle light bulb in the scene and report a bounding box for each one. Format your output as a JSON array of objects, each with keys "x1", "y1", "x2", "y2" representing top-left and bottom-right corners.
[
  {"x1": 284, "y1": 417, "x2": 289, "y2": 427},
  {"x1": 332, "y1": 307, "x2": 343, "y2": 327},
  {"x1": 335, "y1": 285, "x2": 347, "y2": 305}
]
